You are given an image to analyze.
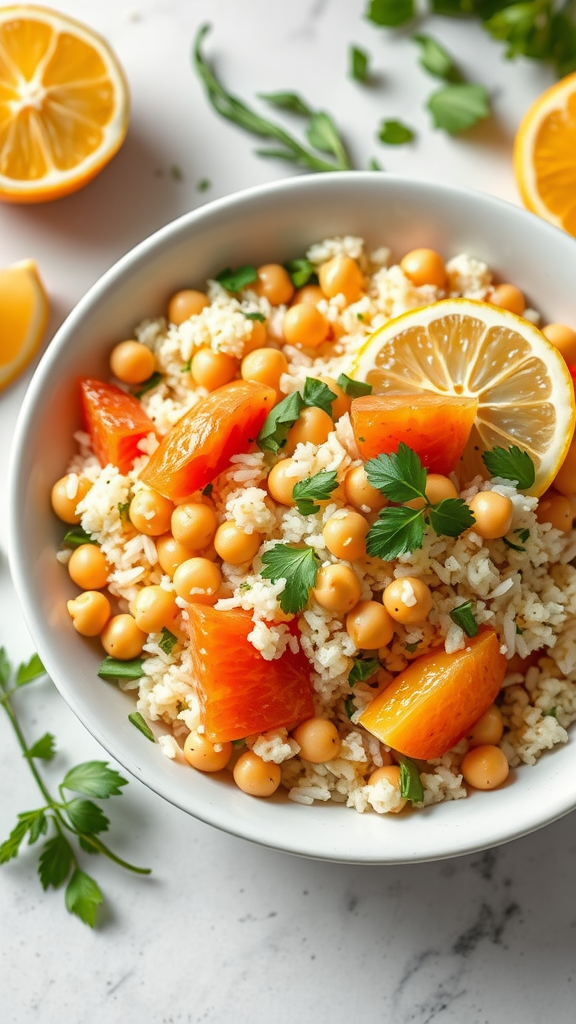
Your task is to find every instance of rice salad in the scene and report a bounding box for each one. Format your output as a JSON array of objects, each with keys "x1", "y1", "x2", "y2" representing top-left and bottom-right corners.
[{"x1": 51, "y1": 236, "x2": 576, "y2": 816}]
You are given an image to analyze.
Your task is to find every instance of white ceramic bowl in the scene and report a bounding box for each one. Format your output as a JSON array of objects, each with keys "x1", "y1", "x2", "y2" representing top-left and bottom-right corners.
[{"x1": 9, "y1": 172, "x2": 576, "y2": 863}]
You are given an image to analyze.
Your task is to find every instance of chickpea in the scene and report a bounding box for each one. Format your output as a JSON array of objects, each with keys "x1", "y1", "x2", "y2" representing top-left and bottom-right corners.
[
  {"x1": 344, "y1": 465, "x2": 387, "y2": 513},
  {"x1": 109, "y1": 340, "x2": 156, "y2": 385},
  {"x1": 101, "y1": 614, "x2": 147, "y2": 659},
  {"x1": 383, "y1": 577, "x2": 433, "y2": 625},
  {"x1": 232, "y1": 751, "x2": 282, "y2": 796},
  {"x1": 282, "y1": 303, "x2": 329, "y2": 349},
  {"x1": 553, "y1": 438, "x2": 576, "y2": 496},
  {"x1": 68, "y1": 544, "x2": 110, "y2": 590},
  {"x1": 285, "y1": 406, "x2": 334, "y2": 453},
  {"x1": 315, "y1": 375, "x2": 351, "y2": 421},
  {"x1": 425, "y1": 474, "x2": 458, "y2": 505},
  {"x1": 241, "y1": 347, "x2": 288, "y2": 397},
  {"x1": 191, "y1": 348, "x2": 238, "y2": 391},
  {"x1": 253, "y1": 264, "x2": 294, "y2": 306},
  {"x1": 323, "y1": 510, "x2": 369, "y2": 561},
  {"x1": 51, "y1": 475, "x2": 92, "y2": 524},
  {"x1": 318, "y1": 255, "x2": 364, "y2": 303},
  {"x1": 541, "y1": 322, "x2": 576, "y2": 364},
  {"x1": 267, "y1": 459, "x2": 297, "y2": 506},
  {"x1": 171, "y1": 502, "x2": 217, "y2": 550},
  {"x1": 367, "y1": 765, "x2": 407, "y2": 813},
  {"x1": 468, "y1": 491, "x2": 514, "y2": 540},
  {"x1": 489, "y1": 283, "x2": 526, "y2": 316},
  {"x1": 67, "y1": 591, "x2": 111, "y2": 636},
  {"x1": 292, "y1": 717, "x2": 342, "y2": 763},
  {"x1": 466, "y1": 704, "x2": 504, "y2": 748},
  {"x1": 312, "y1": 563, "x2": 363, "y2": 614},
  {"x1": 168, "y1": 289, "x2": 209, "y2": 325},
  {"x1": 346, "y1": 600, "x2": 395, "y2": 650},
  {"x1": 291, "y1": 284, "x2": 324, "y2": 307},
  {"x1": 214, "y1": 522, "x2": 262, "y2": 565},
  {"x1": 243, "y1": 319, "x2": 267, "y2": 354},
  {"x1": 131, "y1": 585, "x2": 179, "y2": 633},
  {"x1": 129, "y1": 487, "x2": 174, "y2": 536},
  {"x1": 183, "y1": 730, "x2": 232, "y2": 772},
  {"x1": 536, "y1": 492, "x2": 574, "y2": 533},
  {"x1": 156, "y1": 533, "x2": 196, "y2": 577},
  {"x1": 400, "y1": 248, "x2": 446, "y2": 289},
  {"x1": 172, "y1": 557, "x2": 222, "y2": 604},
  {"x1": 461, "y1": 744, "x2": 510, "y2": 790}
]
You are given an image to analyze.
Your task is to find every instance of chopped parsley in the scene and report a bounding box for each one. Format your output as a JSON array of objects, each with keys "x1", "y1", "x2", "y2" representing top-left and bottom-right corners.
[
  {"x1": 293, "y1": 470, "x2": 338, "y2": 516},
  {"x1": 336, "y1": 373, "x2": 373, "y2": 398},
  {"x1": 399, "y1": 756, "x2": 424, "y2": 803},
  {"x1": 482, "y1": 446, "x2": 535, "y2": 489},
  {"x1": 257, "y1": 390, "x2": 303, "y2": 454},
  {"x1": 284, "y1": 258, "x2": 317, "y2": 288},
  {"x1": 117, "y1": 501, "x2": 130, "y2": 522},
  {"x1": 427, "y1": 83, "x2": 490, "y2": 134},
  {"x1": 258, "y1": 91, "x2": 312, "y2": 115},
  {"x1": 215, "y1": 265, "x2": 258, "y2": 293},
  {"x1": 350, "y1": 45, "x2": 370, "y2": 82},
  {"x1": 302, "y1": 376, "x2": 337, "y2": 416},
  {"x1": 180, "y1": 358, "x2": 192, "y2": 373},
  {"x1": 348, "y1": 657, "x2": 380, "y2": 686},
  {"x1": 344, "y1": 696, "x2": 356, "y2": 720},
  {"x1": 405, "y1": 641, "x2": 420, "y2": 653},
  {"x1": 378, "y1": 119, "x2": 415, "y2": 145},
  {"x1": 62, "y1": 526, "x2": 98, "y2": 548},
  {"x1": 243, "y1": 311, "x2": 266, "y2": 322},
  {"x1": 97, "y1": 657, "x2": 145, "y2": 680},
  {"x1": 260, "y1": 544, "x2": 320, "y2": 614},
  {"x1": 449, "y1": 600, "x2": 478, "y2": 638},
  {"x1": 158, "y1": 628, "x2": 178, "y2": 656},
  {"x1": 128, "y1": 712, "x2": 155, "y2": 742},
  {"x1": 412, "y1": 33, "x2": 462, "y2": 82},
  {"x1": 134, "y1": 371, "x2": 163, "y2": 399},
  {"x1": 541, "y1": 706, "x2": 558, "y2": 718}
]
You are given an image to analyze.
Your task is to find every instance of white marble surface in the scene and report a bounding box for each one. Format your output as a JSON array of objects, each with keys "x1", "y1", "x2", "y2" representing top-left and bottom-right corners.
[{"x1": 1, "y1": 1, "x2": 575, "y2": 1021}]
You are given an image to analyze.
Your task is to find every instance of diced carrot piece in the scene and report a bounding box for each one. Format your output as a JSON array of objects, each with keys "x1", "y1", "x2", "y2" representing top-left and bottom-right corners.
[
  {"x1": 350, "y1": 392, "x2": 478, "y2": 474},
  {"x1": 80, "y1": 378, "x2": 159, "y2": 475},
  {"x1": 188, "y1": 605, "x2": 314, "y2": 743},
  {"x1": 140, "y1": 379, "x2": 275, "y2": 500},
  {"x1": 359, "y1": 628, "x2": 506, "y2": 759}
]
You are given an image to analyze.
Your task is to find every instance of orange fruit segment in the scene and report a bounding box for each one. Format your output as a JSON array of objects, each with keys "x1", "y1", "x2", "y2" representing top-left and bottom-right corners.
[
  {"x1": 350, "y1": 392, "x2": 478, "y2": 474},
  {"x1": 188, "y1": 605, "x2": 315, "y2": 743},
  {"x1": 0, "y1": 5, "x2": 129, "y2": 203},
  {"x1": 348, "y1": 298, "x2": 576, "y2": 496},
  {"x1": 514, "y1": 71, "x2": 576, "y2": 236},
  {"x1": 359, "y1": 628, "x2": 506, "y2": 760},
  {"x1": 0, "y1": 258, "x2": 48, "y2": 389},
  {"x1": 80, "y1": 379, "x2": 160, "y2": 475}
]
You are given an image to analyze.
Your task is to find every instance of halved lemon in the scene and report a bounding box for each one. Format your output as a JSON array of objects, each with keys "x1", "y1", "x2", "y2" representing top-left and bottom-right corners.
[
  {"x1": 514, "y1": 71, "x2": 576, "y2": 235},
  {"x1": 0, "y1": 258, "x2": 49, "y2": 389},
  {"x1": 348, "y1": 298, "x2": 576, "y2": 496},
  {"x1": 0, "y1": 5, "x2": 129, "y2": 203}
]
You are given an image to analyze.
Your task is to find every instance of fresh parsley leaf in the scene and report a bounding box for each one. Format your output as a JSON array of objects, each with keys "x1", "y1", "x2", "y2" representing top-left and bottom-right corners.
[
  {"x1": 305, "y1": 111, "x2": 350, "y2": 170},
  {"x1": 118, "y1": 500, "x2": 130, "y2": 522},
  {"x1": 366, "y1": 0, "x2": 415, "y2": 28},
  {"x1": 368, "y1": 157, "x2": 384, "y2": 170},
  {"x1": 365, "y1": 443, "x2": 427, "y2": 503},
  {"x1": 413, "y1": 33, "x2": 462, "y2": 81},
  {"x1": 25, "y1": 732, "x2": 56, "y2": 762},
  {"x1": 542, "y1": 706, "x2": 558, "y2": 718},
  {"x1": 180, "y1": 359, "x2": 192, "y2": 373},
  {"x1": 516, "y1": 528, "x2": 530, "y2": 543},
  {"x1": 27, "y1": 811, "x2": 48, "y2": 845},
  {"x1": 399, "y1": 757, "x2": 424, "y2": 802},
  {"x1": 62, "y1": 526, "x2": 97, "y2": 548},
  {"x1": 215, "y1": 265, "x2": 258, "y2": 293},
  {"x1": 257, "y1": 390, "x2": 304, "y2": 454},
  {"x1": 344, "y1": 696, "x2": 356, "y2": 720},
  {"x1": 405, "y1": 641, "x2": 420, "y2": 653},
  {"x1": 482, "y1": 445, "x2": 535, "y2": 489},
  {"x1": 337, "y1": 378, "x2": 371, "y2": 401},
  {"x1": 244, "y1": 311, "x2": 266, "y2": 322},
  {"x1": 302, "y1": 376, "x2": 337, "y2": 416},
  {"x1": 97, "y1": 656, "x2": 145, "y2": 680},
  {"x1": 503, "y1": 536, "x2": 526, "y2": 552},
  {"x1": 258, "y1": 91, "x2": 312, "y2": 115},
  {"x1": 284, "y1": 258, "x2": 316, "y2": 289},
  {"x1": 158, "y1": 627, "x2": 178, "y2": 655},
  {"x1": 134, "y1": 371, "x2": 163, "y2": 399},
  {"x1": 449, "y1": 600, "x2": 478, "y2": 638},
  {"x1": 427, "y1": 83, "x2": 491, "y2": 134},
  {"x1": 65, "y1": 798, "x2": 109, "y2": 836},
  {"x1": 428, "y1": 498, "x2": 475, "y2": 538},
  {"x1": 16, "y1": 654, "x2": 45, "y2": 687},
  {"x1": 293, "y1": 470, "x2": 338, "y2": 515},
  {"x1": 61, "y1": 761, "x2": 128, "y2": 799},
  {"x1": 348, "y1": 657, "x2": 380, "y2": 686},
  {"x1": 378, "y1": 119, "x2": 415, "y2": 144},
  {"x1": 260, "y1": 544, "x2": 320, "y2": 614},
  {"x1": 65, "y1": 869, "x2": 103, "y2": 928},
  {"x1": 350, "y1": 45, "x2": 370, "y2": 82},
  {"x1": 0, "y1": 811, "x2": 43, "y2": 864},
  {"x1": 38, "y1": 834, "x2": 73, "y2": 890},
  {"x1": 366, "y1": 506, "x2": 425, "y2": 559},
  {"x1": 128, "y1": 712, "x2": 155, "y2": 742}
]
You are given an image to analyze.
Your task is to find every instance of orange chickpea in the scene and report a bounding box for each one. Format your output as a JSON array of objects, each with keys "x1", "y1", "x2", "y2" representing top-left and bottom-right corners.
[
  {"x1": 293, "y1": 717, "x2": 342, "y2": 763},
  {"x1": 536, "y1": 492, "x2": 574, "y2": 533},
  {"x1": 318, "y1": 255, "x2": 364, "y2": 303},
  {"x1": 233, "y1": 751, "x2": 282, "y2": 796},
  {"x1": 489, "y1": 283, "x2": 526, "y2": 316},
  {"x1": 466, "y1": 704, "x2": 504, "y2": 748},
  {"x1": 461, "y1": 745, "x2": 509, "y2": 790},
  {"x1": 400, "y1": 248, "x2": 447, "y2": 288},
  {"x1": 383, "y1": 577, "x2": 433, "y2": 625},
  {"x1": 241, "y1": 347, "x2": 288, "y2": 397},
  {"x1": 468, "y1": 491, "x2": 514, "y2": 540},
  {"x1": 291, "y1": 284, "x2": 324, "y2": 306},
  {"x1": 68, "y1": 544, "x2": 110, "y2": 590},
  {"x1": 285, "y1": 406, "x2": 334, "y2": 453},
  {"x1": 252, "y1": 264, "x2": 294, "y2": 306},
  {"x1": 367, "y1": 765, "x2": 407, "y2": 813},
  {"x1": 323, "y1": 510, "x2": 369, "y2": 561},
  {"x1": 51, "y1": 475, "x2": 92, "y2": 524},
  {"x1": 168, "y1": 289, "x2": 210, "y2": 324},
  {"x1": 346, "y1": 600, "x2": 395, "y2": 650},
  {"x1": 172, "y1": 557, "x2": 222, "y2": 605},
  {"x1": 553, "y1": 438, "x2": 576, "y2": 496},
  {"x1": 541, "y1": 323, "x2": 576, "y2": 364},
  {"x1": 184, "y1": 731, "x2": 232, "y2": 772},
  {"x1": 110, "y1": 341, "x2": 156, "y2": 385},
  {"x1": 171, "y1": 502, "x2": 218, "y2": 550},
  {"x1": 267, "y1": 459, "x2": 297, "y2": 506},
  {"x1": 191, "y1": 348, "x2": 238, "y2": 391},
  {"x1": 129, "y1": 487, "x2": 174, "y2": 537},
  {"x1": 156, "y1": 534, "x2": 196, "y2": 577},
  {"x1": 243, "y1": 319, "x2": 267, "y2": 353},
  {"x1": 101, "y1": 614, "x2": 147, "y2": 660},
  {"x1": 315, "y1": 375, "x2": 351, "y2": 421},
  {"x1": 282, "y1": 304, "x2": 330, "y2": 349},
  {"x1": 344, "y1": 465, "x2": 387, "y2": 513}
]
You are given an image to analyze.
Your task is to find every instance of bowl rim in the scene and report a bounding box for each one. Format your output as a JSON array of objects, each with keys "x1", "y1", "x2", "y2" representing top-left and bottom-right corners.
[{"x1": 8, "y1": 171, "x2": 576, "y2": 863}]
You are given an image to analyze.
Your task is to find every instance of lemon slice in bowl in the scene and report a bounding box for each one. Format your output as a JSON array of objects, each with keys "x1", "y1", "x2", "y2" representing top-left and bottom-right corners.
[
  {"x1": 348, "y1": 298, "x2": 576, "y2": 496},
  {"x1": 0, "y1": 5, "x2": 129, "y2": 204},
  {"x1": 0, "y1": 259, "x2": 49, "y2": 390}
]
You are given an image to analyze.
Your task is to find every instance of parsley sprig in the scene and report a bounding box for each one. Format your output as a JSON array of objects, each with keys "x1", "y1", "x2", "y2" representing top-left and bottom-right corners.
[
  {"x1": 257, "y1": 377, "x2": 337, "y2": 454},
  {"x1": 0, "y1": 649, "x2": 150, "y2": 927},
  {"x1": 260, "y1": 544, "x2": 320, "y2": 613},
  {"x1": 482, "y1": 445, "x2": 535, "y2": 490}
]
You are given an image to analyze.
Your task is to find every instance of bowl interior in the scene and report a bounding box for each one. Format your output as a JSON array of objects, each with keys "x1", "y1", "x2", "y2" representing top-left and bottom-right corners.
[{"x1": 9, "y1": 172, "x2": 576, "y2": 863}]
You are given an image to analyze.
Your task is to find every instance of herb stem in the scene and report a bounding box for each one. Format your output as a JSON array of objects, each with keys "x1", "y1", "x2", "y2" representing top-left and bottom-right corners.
[
  {"x1": 1, "y1": 690, "x2": 54, "y2": 809},
  {"x1": 75, "y1": 833, "x2": 152, "y2": 875}
]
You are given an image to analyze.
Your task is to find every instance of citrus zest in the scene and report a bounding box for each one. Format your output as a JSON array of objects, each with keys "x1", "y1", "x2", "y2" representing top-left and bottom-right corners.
[{"x1": 0, "y1": 258, "x2": 48, "y2": 389}]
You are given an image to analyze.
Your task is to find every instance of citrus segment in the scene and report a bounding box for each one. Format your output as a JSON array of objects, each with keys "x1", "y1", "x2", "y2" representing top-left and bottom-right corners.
[
  {"x1": 80, "y1": 379, "x2": 159, "y2": 475},
  {"x1": 0, "y1": 5, "x2": 129, "y2": 203},
  {"x1": 348, "y1": 298, "x2": 576, "y2": 495},
  {"x1": 0, "y1": 258, "x2": 48, "y2": 389},
  {"x1": 514, "y1": 71, "x2": 576, "y2": 235}
]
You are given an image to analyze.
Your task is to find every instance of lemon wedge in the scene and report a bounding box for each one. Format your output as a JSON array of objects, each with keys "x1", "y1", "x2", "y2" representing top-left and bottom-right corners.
[{"x1": 0, "y1": 259, "x2": 49, "y2": 389}]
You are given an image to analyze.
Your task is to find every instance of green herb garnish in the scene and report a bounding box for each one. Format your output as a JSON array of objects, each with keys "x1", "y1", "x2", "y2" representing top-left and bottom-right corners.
[
  {"x1": 244, "y1": 311, "x2": 266, "y2": 322},
  {"x1": 118, "y1": 501, "x2": 130, "y2": 522},
  {"x1": 368, "y1": 157, "x2": 384, "y2": 171},
  {"x1": 62, "y1": 526, "x2": 98, "y2": 548},
  {"x1": 128, "y1": 712, "x2": 155, "y2": 742},
  {"x1": 482, "y1": 445, "x2": 535, "y2": 490},
  {"x1": 215, "y1": 265, "x2": 258, "y2": 293},
  {"x1": 134, "y1": 371, "x2": 163, "y2": 399},
  {"x1": 258, "y1": 91, "x2": 312, "y2": 115},
  {"x1": 405, "y1": 641, "x2": 420, "y2": 653},
  {"x1": 302, "y1": 376, "x2": 337, "y2": 416},
  {"x1": 366, "y1": 0, "x2": 415, "y2": 28},
  {"x1": 284, "y1": 258, "x2": 317, "y2": 289},
  {"x1": 516, "y1": 528, "x2": 530, "y2": 543},
  {"x1": 399, "y1": 756, "x2": 424, "y2": 802},
  {"x1": 260, "y1": 544, "x2": 320, "y2": 614},
  {"x1": 449, "y1": 600, "x2": 478, "y2": 638},
  {"x1": 0, "y1": 649, "x2": 149, "y2": 927},
  {"x1": 158, "y1": 627, "x2": 177, "y2": 656},
  {"x1": 350, "y1": 45, "x2": 370, "y2": 82},
  {"x1": 202, "y1": 482, "x2": 213, "y2": 496},
  {"x1": 197, "y1": 177, "x2": 211, "y2": 191},
  {"x1": 348, "y1": 657, "x2": 380, "y2": 686},
  {"x1": 180, "y1": 358, "x2": 192, "y2": 373},
  {"x1": 541, "y1": 706, "x2": 558, "y2": 718},
  {"x1": 413, "y1": 33, "x2": 462, "y2": 81},
  {"x1": 427, "y1": 83, "x2": 490, "y2": 134},
  {"x1": 378, "y1": 119, "x2": 415, "y2": 144},
  {"x1": 344, "y1": 697, "x2": 357, "y2": 720},
  {"x1": 337, "y1": 373, "x2": 373, "y2": 398},
  {"x1": 293, "y1": 470, "x2": 339, "y2": 516},
  {"x1": 97, "y1": 657, "x2": 145, "y2": 680},
  {"x1": 257, "y1": 390, "x2": 303, "y2": 454}
]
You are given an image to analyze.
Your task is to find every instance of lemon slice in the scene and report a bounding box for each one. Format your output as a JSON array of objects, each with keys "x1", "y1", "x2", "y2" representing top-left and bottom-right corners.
[
  {"x1": 0, "y1": 258, "x2": 49, "y2": 389},
  {"x1": 349, "y1": 298, "x2": 576, "y2": 496},
  {"x1": 0, "y1": 5, "x2": 129, "y2": 204},
  {"x1": 514, "y1": 71, "x2": 576, "y2": 236}
]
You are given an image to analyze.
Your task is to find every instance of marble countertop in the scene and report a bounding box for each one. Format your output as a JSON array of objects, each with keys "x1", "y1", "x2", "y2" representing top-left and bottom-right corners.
[{"x1": 1, "y1": 2, "x2": 574, "y2": 1022}]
